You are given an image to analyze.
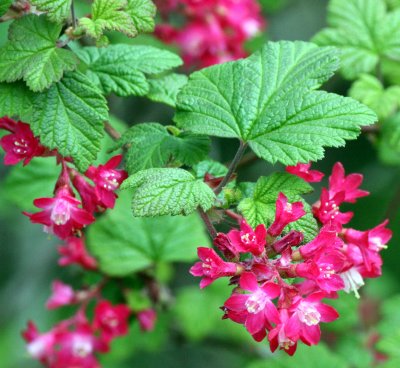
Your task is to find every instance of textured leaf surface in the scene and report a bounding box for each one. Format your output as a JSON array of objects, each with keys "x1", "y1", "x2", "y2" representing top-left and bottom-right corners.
[
  {"x1": 148, "y1": 74, "x2": 188, "y2": 107},
  {"x1": 31, "y1": 0, "x2": 72, "y2": 21},
  {"x1": 238, "y1": 173, "x2": 318, "y2": 241},
  {"x1": 175, "y1": 41, "x2": 376, "y2": 165},
  {"x1": 116, "y1": 123, "x2": 210, "y2": 173},
  {"x1": 0, "y1": 0, "x2": 12, "y2": 17},
  {"x1": 76, "y1": 45, "x2": 182, "y2": 96},
  {"x1": 86, "y1": 191, "x2": 209, "y2": 276},
  {"x1": 0, "y1": 15, "x2": 78, "y2": 91},
  {"x1": 313, "y1": 0, "x2": 400, "y2": 79},
  {"x1": 79, "y1": 0, "x2": 136, "y2": 39},
  {"x1": 121, "y1": 168, "x2": 215, "y2": 216},
  {"x1": 0, "y1": 82, "x2": 33, "y2": 118},
  {"x1": 349, "y1": 74, "x2": 400, "y2": 119},
  {"x1": 192, "y1": 160, "x2": 229, "y2": 179},
  {"x1": 30, "y1": 72, "x2": 108, "y2": 172},
  {"x1": 2, "y1": 157, "x2": 60, "y2": 211},
  {"x1": 125, "y1": 0, "x2": 156, "y2": 33}
]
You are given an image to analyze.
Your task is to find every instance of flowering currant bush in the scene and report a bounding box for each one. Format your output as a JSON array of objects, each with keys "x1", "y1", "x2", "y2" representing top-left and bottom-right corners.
[{"x1": 0, "y1": 0, "x2": 398, "y2": 367}]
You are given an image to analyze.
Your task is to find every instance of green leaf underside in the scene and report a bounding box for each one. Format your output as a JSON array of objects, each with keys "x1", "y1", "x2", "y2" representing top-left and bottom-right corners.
[
  {"x1": 0, "y1": 82, "x2": 33, "y2": 118},
  {"x1": 313, "y1": 0, "x2": 400, "y2": 79},
  {"x1": 76, "y1": 45, "x2": 182, "y2": 96},
  {"x1": 193, "y1": 160, "x2": 229, "y2": 179},
  {"x1": 0, "y1": 15, "x2": 78, "y2": 92},
  {"x1": 125, "y1": 0, "x2": 156, "y2": 33},
  {"x1": 115, "y1": 123, "x2": 210, "y2": 173},
  {"x1": 174, "y1": 41, "x2": 376, "y2": 165},
  {"x1": 87, "y1": 191, "x2": 209, "y2": 276},
  {"x1": 349, "y1": 74, "x2": 400, "y2": 119},
  {"x1": 148, "y1": 74, "x2": 188, "y2": 107},
  {"x1": 30, "y1": 71, "x2": 108, "y2": 172},
  {"x1": 121, "y1": 168, "x2": 216, "y2": 216},
  {"x1": 238, "y1": 173, "x2": 318, "y2": 241},
  {"x1": 79, "y1": 0, "x2": 137, "y2": 39},
  {"x1": 31, "y1": 0, "x2": 72, "y2": 21}
]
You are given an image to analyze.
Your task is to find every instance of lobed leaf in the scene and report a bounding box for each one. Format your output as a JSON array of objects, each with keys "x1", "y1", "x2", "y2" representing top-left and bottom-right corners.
[
  {"x1": 125, "y1": 0, "x2": 156, "y2": 33},
  {"x1": 148, "y1": 74, "x2": 188, "y2": 107},
  {"x1": 31, "y1": 0, "x2": 72, "y2": 22},
  {"x1": 0, "y1": 82, "x2": 33, "y2": 119}
]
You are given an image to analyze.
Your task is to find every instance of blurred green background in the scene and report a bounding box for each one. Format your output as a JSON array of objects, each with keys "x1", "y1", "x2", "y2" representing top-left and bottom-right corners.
[{"x1": 1, "y1": 0, "x2": 399, "y2": 367}]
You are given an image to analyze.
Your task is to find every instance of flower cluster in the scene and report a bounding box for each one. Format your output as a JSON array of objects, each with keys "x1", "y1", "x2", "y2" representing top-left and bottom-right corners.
[
  {"x1": 190, "y1": 162, "x2": 392, "y2": 355},
  {"x1": 155, "y1": 0, "x2": 265, "y2": 68}
]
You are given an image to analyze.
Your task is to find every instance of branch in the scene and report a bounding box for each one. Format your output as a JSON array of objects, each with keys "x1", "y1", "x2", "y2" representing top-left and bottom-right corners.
[
  {"x1": 70, "y1": 1, "x2": 77, "y2": 28},
  {"x1": 104, "y1": 121, "x2": 121, "y2": 141},
  {"x1": 214, "y1": 141, "x2": 247, "y2": 196},
  {"x1": 362, "y1": 124, "x2": 380, "y2": 134},
  {"x1": 198, "y1": 208, "x2": 217, "y2": 239}
]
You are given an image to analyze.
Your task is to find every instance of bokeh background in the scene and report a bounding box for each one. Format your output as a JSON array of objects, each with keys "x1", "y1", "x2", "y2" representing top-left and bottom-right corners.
[{"x1": 1, "y1": 0, "x2": 399, "y2": 367}]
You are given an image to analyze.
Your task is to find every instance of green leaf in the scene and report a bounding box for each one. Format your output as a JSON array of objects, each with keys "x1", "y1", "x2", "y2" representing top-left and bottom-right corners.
[
  {"x1": 121, "y1": 168, "x2": 216, "y2": 216},
  {"x1": 76, "y1": 45, "x2": 182, "y2": 96},
  {"x1": 313, "y1": 0, "x2": 400, "y2": 80},
  {"x1": 0, "y1": 0, "x2": 12, "y2": 17},
  {"x1": 116, "y1": 123, "x2": 210, "y2": 174},
  {"x1": 147, "y1": 74, "x2": 188, "y2": 107},
  {"x1": 378, "y1": 113, "x2": 400, "y2": 165},
  {"x1": 349, "y1": 74, "x2": 400, "y2": 119},
  {"x1": 0, "y1": 82, "x2": 33, "y2": 118},
  {"x1": 0, "y1": 15, "x2": 78, "y2": 92},
  {"x1": 2, "y1": 157, "x2": 60, "y2": 211},
  {"x1": 86, "y1": 191, "x2": 210, "y2": 276},
  {"x1": 79, "y1": 0, "x2": 137, "y2": 39},
  {"x1": 377, "y1": 328, "x2": 400, "y2": 359},
  {"x1": 174, "y1": 41, "x2": 376, "y2": 165},
  {"x1": 31, "y1": 0, "x2": 72, "y2": 22},
  {"x1": 386, "y1": 0, "x2": 400, "y2": 9},
  {"x1": 30, "y1": 71, "x2": 108, "y2": 172},
  {"x1": 247, "y1": 343, "x2": 347, "y2": 368},
  {"x1": 125, "y1": 0, "x2": 156, "y2": 33},
  {"x1": 192, "y1": 160, "x2": 229, "y2": 179},
  {"x1": 238, "y1": 173, "x2": 318, "y2": 241}
]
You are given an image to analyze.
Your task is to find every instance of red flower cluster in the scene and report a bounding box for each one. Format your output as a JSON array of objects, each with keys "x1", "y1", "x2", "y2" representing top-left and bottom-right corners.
[
  {"x1": 190, "y1": 162, "x2": 392, "y2": 355},
  {"x1": 155, "y1": 0, "x2": 265, "y2": 68}
]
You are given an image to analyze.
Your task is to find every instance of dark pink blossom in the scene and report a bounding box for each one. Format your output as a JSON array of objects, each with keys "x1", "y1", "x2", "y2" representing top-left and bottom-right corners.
[
  {"x1": 285, "y1": 163, "x2": 324, "y2": 183},
  {"x1": 58, "y1": 237, "x2": 98, "y2": 270},
  {"x1": 0, "y1": 117, "x2": 45, "y2": 165},
  {"x1": 72, "y1": 173, "x2": 99, "y2": 214},
  {"x1": 85, "y1": 155, "x2": 128, "y2": 209},
  {"x1": 268, "y1": 193, "x2": 306, "y2": 237},
  {"x1": 300, "y1": 228, "x2": 342, "y2": 259},
  {"x1": 224, "y1": 272, "x2": 280, "y2": 335},
  {"x1": 272, "y1": 230, "x2": 304, "y2": 254},
  {"x1": 25, "y1": 187, "x2": 95, "y2": 239},
  {"x1": 190, "y1": 247, "x2": 239, "y2": 288},
  {"x1": 93, "y1": 301, "x2": 131, "y2": 341},
  {"x1": 137, "y1": 309, "x2": 157, "y2": 332},
  {"x1": 227, "y1": 219, "x2": 267, "y2": 255},
  {"x1": 46, "y1": 280, "x2": 75, "y2": 310},
  {"x1": 268, "y1": 309, "x2": 298, "y2": 356}
]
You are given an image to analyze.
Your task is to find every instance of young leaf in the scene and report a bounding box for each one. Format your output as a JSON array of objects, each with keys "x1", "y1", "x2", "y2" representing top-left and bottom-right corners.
[
  {"x1": 313, "y1": 0, "x2": 400, "y2": 80},
  {"x1": 31, "y1": 0, "x2": 72, "y2": 22},
  {"x1": 86, "y1": 191, "x2": 210, "y2": 276},
  {"x1": 0, "y1": 15, "x2": 78, "y2": 92},
  {"x1": 192, "y1": 160, "x2": 229, "y2": 179},
  {"x1": 121, "y1": 168, "x2": 215, "y2": 216},
  {"x1": 125, "y1": 0, "x2": 156, "y2": 33},
  {"x1": 30, "y1": 71, "x2": 108, "y2": 172},
  {"x1": 115, "y1": 123, "x2": 210, "y2": 173},
  {"x1": 79, "y1": 0, "x2": 137, "y2": 40},
  {"x1": 238, "y1": 173, "x2": 318, "y2": 241},
  {"x1": 174, "y1": 41, "x2": 376, "y2": 165},
  {"x1": 0, "y1": 82, "x2": 33, "y2": 118},
  {"x1": 75, "y1": 45, "x2": 182, "y2": 96},
  {"x1": 148, "y1": 74, "x2": 188, "y2": 107},
  {"x1": 349, "y1": 74, "x2": 400, "y2": 119}
]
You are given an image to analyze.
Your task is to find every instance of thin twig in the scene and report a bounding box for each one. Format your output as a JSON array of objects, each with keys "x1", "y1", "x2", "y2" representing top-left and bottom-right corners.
[
  {"x1": 104, "y1": 121, "x2": 121, "y2": 141},
  {"x1": 70, "y1": 1, "x2": 77, "y2": 28},
  {"x1": 198, "y1": 208, "x2": 217, "y2": 239},
  {"x1": 214, "y1": 141, "x2": 247, "y2": 196},
  {"x1": 362, "y1": 124, "x2": 380, "y2": 134}
]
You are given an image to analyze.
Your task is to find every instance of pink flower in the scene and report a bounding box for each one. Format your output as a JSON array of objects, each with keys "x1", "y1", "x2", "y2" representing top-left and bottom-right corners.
[
  {"x1": 340, "y1": 267, "x2": 365, "y2": 298},
  {"x1": 25, "y1": 187, "x2": 95, "y2": 239},
  {"x1": 286, "y1": 163, "x2": 324, "y2": 183},
  {"x1": 58, "y1": 237, "x2": 98, "y2": 270},
  {"x1": 0, "y1": 117, "x2": 45, "y2": 165},
  {"x1": 227, "y1": 219, "x2": 267, "y2": 255},
  {"x1": 93, "y1": 301, "x2": 131, "y2": 341},
  {"x1": 272, "y1": 230, "x2": 304, "y2": 254},
  {"x1": 299, "y1": 228, "x2": 342, "y2": 259},
  {"x1": 328, "y1": 162, "x2": 369, "y2": 203},
  {"x1": 267, "y1": 193, "x2": 306, "y2": 237},
  {"x1": 190, "y1": 247, "x2": 239, "y2": 288},
  {"x1": 286, "y1": 293, "x2": 339, "y2": 346},
  {"x1": 213, "y1": 232, "x2": 239, "y2": 259},
  {"x1": 85, "y1": 155, "x2": 128, "y2": 209},
  {"x1": 46, "y1": 280, "x2": 75, "y2": 310},
  {"x1": 137, "y1": 309, "x2": 157, "y2": 332},
  {"x1": 224, "y1": 272, "x2": 280, "y2": 335},
  {"x1": 72, "y1": 173, "x2": 99, "y2": 214},
  {"x1": 268, "y1": 309, "x2": 298, "y2": 356}
]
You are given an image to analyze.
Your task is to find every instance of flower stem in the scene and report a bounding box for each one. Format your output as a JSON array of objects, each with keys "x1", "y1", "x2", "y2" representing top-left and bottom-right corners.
[
  {"x1": 104, "y1": 121, "x2": 121, "y2": 140},
  {"x1": 198, "y1": 208, "x2": 217, "y2": 239},
  {"x1": 214, "y1": 141, "x2": 247, "y2": 196}
]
